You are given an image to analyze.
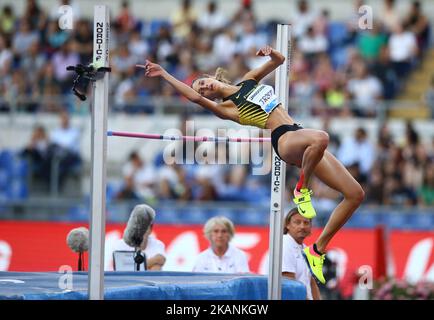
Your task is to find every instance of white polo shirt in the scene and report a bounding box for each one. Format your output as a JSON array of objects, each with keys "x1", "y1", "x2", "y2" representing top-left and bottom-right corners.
[
  {"x1": 109, "y1": 235, "x2": 166, "y2": 271},
  {"x1": 282, "y1": 234, "x2": 313, "y2": 300},
  {"x1": 193, "y1": 244, "x2": 250, "y2": 273}
]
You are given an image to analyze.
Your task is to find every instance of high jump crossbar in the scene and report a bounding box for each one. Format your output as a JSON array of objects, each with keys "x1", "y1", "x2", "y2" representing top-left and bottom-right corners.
[{"x1": 107, "y1": 131, "x2": 271, "y2": 143}]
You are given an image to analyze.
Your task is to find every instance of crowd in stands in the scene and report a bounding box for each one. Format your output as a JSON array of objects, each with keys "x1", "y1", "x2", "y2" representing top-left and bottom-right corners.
[
  {"x1": 0, "y1": 0, "x2": 431, "y2": 115},
  {"x1": 0, "y1": 0, "x2": 433, "y2": 208}
]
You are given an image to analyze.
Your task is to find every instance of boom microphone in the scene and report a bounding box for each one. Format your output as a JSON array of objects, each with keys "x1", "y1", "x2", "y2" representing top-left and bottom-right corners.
[
  {"x1": 66, "y1": 227, "x2": 89, "y2": 253},
  {"x1": 66, "y1": 227, "x2": 89, "y2": 271},
  {"x1": 123, "y1": 204, "x2": 155, "y2": 248}
]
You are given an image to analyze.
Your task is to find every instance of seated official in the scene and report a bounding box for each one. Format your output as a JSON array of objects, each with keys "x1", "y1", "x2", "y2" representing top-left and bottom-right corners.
[{"x1": 193, "y1": 216, "x2": 250, "y2": 273}]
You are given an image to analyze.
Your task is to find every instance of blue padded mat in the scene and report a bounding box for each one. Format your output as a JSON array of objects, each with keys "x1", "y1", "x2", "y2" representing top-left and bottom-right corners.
[{"x1": 0, "y1": 271, "x2": 306, "y2": 300}]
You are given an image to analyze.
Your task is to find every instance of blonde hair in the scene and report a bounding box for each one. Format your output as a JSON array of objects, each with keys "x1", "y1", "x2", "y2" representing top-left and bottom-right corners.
[
  {"x1": 192, "y1": 67, "x2": 231, "y2": 87},
  {"x1": 213, "y1": 67, "x2": 231, "y2": 84},
  {"x1": 203, "y1": 216, "x2": 235, "y2": 241}
]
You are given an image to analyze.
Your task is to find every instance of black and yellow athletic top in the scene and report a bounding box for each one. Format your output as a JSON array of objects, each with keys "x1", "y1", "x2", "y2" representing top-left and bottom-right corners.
[{"x1": 223, "y1": 79, "x2": 280, "y2": 129}]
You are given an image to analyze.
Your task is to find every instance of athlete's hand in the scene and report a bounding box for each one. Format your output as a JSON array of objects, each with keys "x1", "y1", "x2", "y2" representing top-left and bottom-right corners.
[
  {"x1": 256, "y1": 45, "x2": 273, "y2": 57},
  {"x1": 136, "y1": 60, "x2": 166, "y2": 77}
]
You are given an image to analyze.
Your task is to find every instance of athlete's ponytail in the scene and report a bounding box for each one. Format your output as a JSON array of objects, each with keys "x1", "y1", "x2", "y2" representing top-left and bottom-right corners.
[
  {"x1": 213, "y1": 67, "x2": 231, "y2": 84},
  {"x1": 191, "y1": 67, "x2": 231, "y2": 88}
]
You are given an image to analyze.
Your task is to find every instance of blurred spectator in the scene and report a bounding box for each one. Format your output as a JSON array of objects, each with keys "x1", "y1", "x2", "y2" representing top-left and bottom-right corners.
[
  {"x1": 0, "y1": 35, "x2": 12, "y2": 78},
  {"x1": 0, "y1": 5, "x2": 16, "y2": 38},
  {"x1": 114, "y1": 71, "x2": 136, "y2": 111},
  {"x1": 298, "y1": 25, "x2": 328, "y2": 68},
  {"x1": 197, "y1": 1, "x2": 227, "y2": 36},
  {"x1": 235, "y1": 19, "x2": 267, "y2": 55},
  {"x1": 12, "y1": 19, "x2": 39, "y2": 56},
  {"x1": 403, "y1": 1, "x2": 430, "y2": 55},
  {"x1": 313, "y1": 54, "x2": 335, "y2": 93},
  {"x1": 115, "y1": 0, "x2": 137, "y2": 34},
  {"x1": 230, "y1": 0, "x2": 256, "y2": 37},
  {"x1": 128, "y1": 29, "x2": 149, "y2": 63},
  {"x1": 365, "y1": 164, "x2": 385, "y2": 204},
  {"x1": 291, "y1": 70, "x2": 316, "y2": 112},
  {"x1": 110, "y1": 209, "x2": 166, "y2": 271},
  {"x1": 44, "y1": 19, "x2": 70, "y2": 54},
  {"x1": 324, "y1": 77, "x2": 349, "y2": 116},
  {"x1": 346, "y1": 61, "x2": 383, "y2": 117},
  {"x1": 193, "y1": 160, "x2": 220, "y2": 201},
  {"x1": 157, "y1": 163, "x2": 192, "y2": 200},
  {"x1": 38, "y1": 63, "x2": 63, "y2": 112},
  {"x1": 419, "y1": 162, "x2": 434, "y2": 206},
  {"x1": 291, "y1": 0, "x2": 318, "y2": 39},
  {"x1": 425, "y1": 75, "x2": 434, "y2": 116},
  {"x1": 337, "y1": 127, "x2": 375, "y2": 183},
  {"x1": 313, "y1": 9, "x2": 330, "y2": 36},
  {"x1": 371, "y1": 47, "x2": 398, "y2": 100},
  {"x1": 170, "y1": 0, "x2": 197, "y2": 41},
  {"x1": 193, "y1": 216, "x2": 249, "y2": 273},
  {"x1": 226, "y1": 53, "x2": 249, "y2": 84},
  {"x1": 20, "y1": 40, "x2": 46, "y2": 84},
  {"x1": 195, "y1": 36, "x2": 219, "y2": 72},
  {"x1": 20, "y1": 125, "x2": 55, "y2": 190},
  {"x1": 49, "y1": 111, "x2": 82, "y2": 189},
  {"x1": 51, "y1": 40, "x2": 79, "y2": 93},
  {"x1": 213, "y1": 29, "x2": 237, "y2": 65},
  {"x1": 115, "y1": 175, "x2": 140, "y2": 200},
  {"x1": 388, "y1": 22, "x2": 418, "y2": 78},
  {"x1": 154, "y1": 25, "x2": 176, "y2": 65},
  {"x1": 23, "y1": 0, "x2": 47, "y2": 31},
  {"x1": 3, "y1": 69, "x2": 37, "y2": 112},
  {"x1": 121, "y1": 151, "x2": 157, "y2": 201},
  {"x1": 73, "y1": 19, "x2": 93, "y2": 64},
  {"x1": 381, "y1": 0, "x2": 401, "y2": 34},
  {"x1": 50, "y1": 111, "x2": 80, "y2": 151},
  {"x1": 111, "y1": 44, "x2": 137, "y2": 75},
  {"x1": 282, "y1": 208, "x2": 321, "y2": 300},
  {"x1": 357, "y1": 22, "x2": 387, "y2": 62}
]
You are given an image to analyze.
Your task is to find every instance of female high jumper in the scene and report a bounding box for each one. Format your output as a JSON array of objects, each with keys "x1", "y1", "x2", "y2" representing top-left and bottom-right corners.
[{"x1": 136, "y1": 45, "x2": 365, "y2": 284}]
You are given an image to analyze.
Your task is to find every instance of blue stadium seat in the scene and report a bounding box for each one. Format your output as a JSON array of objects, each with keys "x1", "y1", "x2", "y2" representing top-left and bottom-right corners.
[
  {"x1": 330, "y1": 46, "x2": 349, "y2": 69},
  {"x1": 327, "y1": 22, "x2": 349, "y2": 48},
  {"x1": 155, "y1": 207, "x2": 182, "y2": 224},
  {"x1": 153, "y1": 152, "x2": 166, "y2": 168},
  {"x1": 67, "y1": 205, "x2": 88, "y2": 221},
  {"x1": 407, "y1": 213, "x2": 434, "y2": 230},
  {"x1": 345, "y1": 211, "x2": 379, "y2": 228},
  {"x1": 0, "y1": 169, "x2": 8, "y2": 190},
  {"x1": 207, "y1": 208, "x2": 236, "y2": 223},
  {"x1": 383, "y1": 213, "x2": 411, "y2": 229},
  {"x1": 145, "y1": 19, "x2": 170, "y2": 37},
  {"x1": 237, "y1": 208, "x2": 266, "y2": 225}
]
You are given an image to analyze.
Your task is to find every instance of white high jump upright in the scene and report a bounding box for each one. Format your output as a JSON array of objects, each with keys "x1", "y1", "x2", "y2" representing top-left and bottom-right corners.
[
  {"x1": 88, "y1": 4, "x2": 110, "y2": 300},
  {"x1": 268, "y1": 24, "x2": 291, "y2": 300}
]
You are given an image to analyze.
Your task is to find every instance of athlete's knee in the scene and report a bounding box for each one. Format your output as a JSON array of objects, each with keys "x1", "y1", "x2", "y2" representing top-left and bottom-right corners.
[
  {"x1": 313, "y1": 131, "x2": 329, "y2": 150},
  {"x1": 346, "y1": 184, "x2": 365, "y2": 205}
]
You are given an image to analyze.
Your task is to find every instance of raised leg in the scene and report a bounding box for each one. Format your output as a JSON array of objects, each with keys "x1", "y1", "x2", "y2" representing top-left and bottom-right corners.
[{"x1": 312, "y1": 151, "x2": 365, "y2": 252}]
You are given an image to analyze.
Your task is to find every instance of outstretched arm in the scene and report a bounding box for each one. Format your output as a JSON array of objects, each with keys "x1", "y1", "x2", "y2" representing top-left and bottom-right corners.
[
  {"x1": 242, "y1": 45, "x2": 285, "y2": 82},
  {"x1": 136, "y1": 61, "x2": 229, "y2": 119}
]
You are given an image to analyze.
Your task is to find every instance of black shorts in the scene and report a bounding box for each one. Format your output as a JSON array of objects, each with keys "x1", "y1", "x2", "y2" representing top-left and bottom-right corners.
[{"x1": 271, "y1": 123, "x2": 303, "y2": 159}]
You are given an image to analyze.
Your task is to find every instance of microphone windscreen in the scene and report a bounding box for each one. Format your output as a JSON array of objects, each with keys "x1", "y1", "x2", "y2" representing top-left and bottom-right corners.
[
  {"x1": 123, "y1": 204, "x2": 155, "y2": 248},
  {"x1": 66, "y1": 227, "x2": 89, "y2": 253}
]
